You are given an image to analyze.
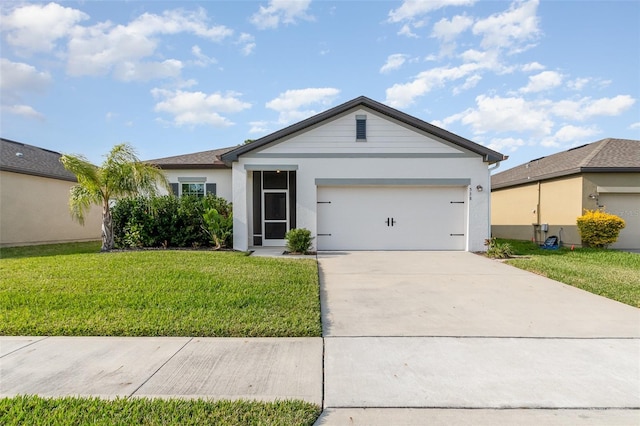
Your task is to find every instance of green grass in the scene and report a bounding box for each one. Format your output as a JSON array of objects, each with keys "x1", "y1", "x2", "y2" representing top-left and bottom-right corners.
[
  {"x1": 0, "y1": 243, "x2": 321, "y2": 337},
  {"x1": 498, "y1": 239, "x2": 640, "y2": 308},
  {"x1": 0, "y1": 395, "x2": 321, "y2": 426}
]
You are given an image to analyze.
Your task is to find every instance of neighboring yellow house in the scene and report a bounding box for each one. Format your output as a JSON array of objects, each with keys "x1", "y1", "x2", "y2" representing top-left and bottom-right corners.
[
  {"x1": 491, "y1": 138, "x2": 640, "y2": 250},
  {"x1": 0, "y1": 138, "x2": 101, "y2": 247}
]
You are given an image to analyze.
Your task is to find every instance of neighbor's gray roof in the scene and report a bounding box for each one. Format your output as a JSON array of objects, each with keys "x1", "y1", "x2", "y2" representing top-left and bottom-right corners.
[
  {"x1": 0, "y1": 138, "x2": 77, "y2": 182},
  {"x1": 147, "y1": 146, "x2": 236, "y2": 169},
  {"x1": 221, "y1": 96, "x2": 507, "y2": 164},
  {"x1": 491, "y1": 138, "x2": 640, "y2": 190}
]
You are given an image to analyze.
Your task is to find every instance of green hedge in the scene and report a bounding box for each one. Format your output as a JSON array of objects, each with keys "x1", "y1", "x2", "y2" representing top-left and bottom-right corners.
[{"x1": 112, "y1": 195, "x2": 232, "y2": 249}]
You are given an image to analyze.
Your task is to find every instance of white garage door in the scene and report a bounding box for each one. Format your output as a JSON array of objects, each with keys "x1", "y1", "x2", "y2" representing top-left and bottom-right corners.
[
  {"x1": 600, "y1": 193, "x2": 640, "y2": 250},
  {"x1": 317, "y1": 186, "x2": 467, "y2": 250}
]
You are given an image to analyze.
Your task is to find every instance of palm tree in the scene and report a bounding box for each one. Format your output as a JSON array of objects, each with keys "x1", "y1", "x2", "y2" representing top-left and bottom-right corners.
[{"x1": 60, "y1": 143, "x2": 170, "y2": 251}]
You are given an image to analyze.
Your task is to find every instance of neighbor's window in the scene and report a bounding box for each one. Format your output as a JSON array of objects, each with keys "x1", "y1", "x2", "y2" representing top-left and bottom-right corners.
[{"x1": 181, "y1": 183, "x2": 205, "y2": 197}]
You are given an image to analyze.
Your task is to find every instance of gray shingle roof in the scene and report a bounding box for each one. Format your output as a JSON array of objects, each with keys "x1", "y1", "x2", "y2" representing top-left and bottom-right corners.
[
  {"x1": 146, "y1": 146, "x2": 235, "y2": 169},
  {"x1": 221, "y1": 96, "x2": 507, "y2": 164},
  {"x1": 491, "y1": 138, "x2": 640, "y2": 190},
  {"x1": 0, "y1": 138, "x2": 77, "y2": 182}
]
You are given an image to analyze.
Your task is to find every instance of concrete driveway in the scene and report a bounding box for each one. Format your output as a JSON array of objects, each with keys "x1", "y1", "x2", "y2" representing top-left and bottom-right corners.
[{"x1": 316, "y1": 251, "x2": 640, "y2": 424}]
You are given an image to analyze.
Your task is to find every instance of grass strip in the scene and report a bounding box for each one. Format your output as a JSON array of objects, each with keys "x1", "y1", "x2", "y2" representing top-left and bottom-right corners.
[
  {"x1": 499, "y1": 239, "x2": 640, "y2": 308},
  {"x1": 0, "y1": 242, "x2": 321, "y2": 337},
  {"x1": 0, "y1": 395, "x2": 321, "y2": 426}
]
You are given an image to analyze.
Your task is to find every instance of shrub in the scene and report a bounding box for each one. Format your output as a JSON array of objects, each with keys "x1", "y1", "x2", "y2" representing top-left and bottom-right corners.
[
  {"x1": 285, "y1": 228, "x2": 314, "y2": 254},
  {"x1": 577, "y1": 209, "x2": 625, "y2": 248},
  {"x1": 112, "y1": 194, "x2": 232, "y2": 248},
  {"x1": 202, "y1": 208, "x2": 233, "y2": 249},
  {"x1": 484, "y1": 237, "x2": 513, "y2": 259}
]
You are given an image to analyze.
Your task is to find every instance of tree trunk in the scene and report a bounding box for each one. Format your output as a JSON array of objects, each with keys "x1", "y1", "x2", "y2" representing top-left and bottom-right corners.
[{"x1": 101, "y1": 202, "x2": 114, "y2": 251}]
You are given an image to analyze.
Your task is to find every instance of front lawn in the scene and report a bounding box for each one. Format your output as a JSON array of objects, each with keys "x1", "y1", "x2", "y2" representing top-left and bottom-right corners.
[
  {"x1": 0, "y1": 242, "x2": 321, "y2": 337},
  {"x1": 0, "y1": 395, "x2": 321, "y2": 426},
  {"x1": 498, "y1": 239, "x2": 640, "y2": 308}
]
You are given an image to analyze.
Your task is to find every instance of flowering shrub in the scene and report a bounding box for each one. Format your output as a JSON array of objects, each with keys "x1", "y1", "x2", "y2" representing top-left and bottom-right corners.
[{"x1": 576, "y1": 209, "x2": 625, "y2": 248}]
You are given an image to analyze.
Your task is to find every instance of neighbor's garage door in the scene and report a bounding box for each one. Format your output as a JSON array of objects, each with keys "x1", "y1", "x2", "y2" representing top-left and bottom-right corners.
[
  {"x1": 317, "y1": 186, "x2": 467, "y2": 250},
  {"x1": 600, "y1": 193, "x2": 640, "y2": 250}
]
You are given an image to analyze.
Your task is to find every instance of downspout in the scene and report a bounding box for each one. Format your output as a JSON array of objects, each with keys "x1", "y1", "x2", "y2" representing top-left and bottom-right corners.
[
  {"x1": 536, "y1": 181, "x2": 541, "y2": 243},
  {"x1": 486, "y1": 160, "x2": 502, "y2": 245},
  {"x1": 488, "y1": 161, "x2": 502, "y2": 172}
]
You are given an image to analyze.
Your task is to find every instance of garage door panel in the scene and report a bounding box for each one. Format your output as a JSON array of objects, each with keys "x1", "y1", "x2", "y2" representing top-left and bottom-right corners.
[
  {"x1": 317, "y1": 186, "x2": 467, "y2": 250},
  {"x1": 600, "y1": 193, "x2": 640, "y2": 250}
]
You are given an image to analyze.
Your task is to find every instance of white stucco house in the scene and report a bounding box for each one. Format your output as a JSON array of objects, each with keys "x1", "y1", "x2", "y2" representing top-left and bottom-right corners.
[{"x1": 150, "y1": 96, "x2": 507, "y2": 252}]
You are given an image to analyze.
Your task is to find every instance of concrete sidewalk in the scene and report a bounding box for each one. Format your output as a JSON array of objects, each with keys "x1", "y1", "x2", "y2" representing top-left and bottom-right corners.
[{"x1": 0, "y1": 336, "x2": 322, "y2": 404}]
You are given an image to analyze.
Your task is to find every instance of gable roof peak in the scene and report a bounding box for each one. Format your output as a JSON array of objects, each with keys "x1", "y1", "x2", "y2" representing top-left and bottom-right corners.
[{"x1": 221, "y1": 95, "x2": 506, "y2": 164}]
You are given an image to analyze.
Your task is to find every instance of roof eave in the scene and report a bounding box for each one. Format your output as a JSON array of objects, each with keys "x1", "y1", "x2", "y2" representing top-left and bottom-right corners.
[
  {"x1": 0, "y1": 166, "x2": 78, "y2": 182},
  {"x1": 220, "y1": 96, "x2": 506, "y2": 164},
  {"x1": 154, "y1": 164, "x2": 230, "y2": 170}
]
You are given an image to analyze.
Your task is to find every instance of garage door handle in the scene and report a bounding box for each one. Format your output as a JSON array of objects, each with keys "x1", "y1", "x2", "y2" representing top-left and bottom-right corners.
[{"x1": 386, "y1": 218, "x2": 396, "y2": 227}]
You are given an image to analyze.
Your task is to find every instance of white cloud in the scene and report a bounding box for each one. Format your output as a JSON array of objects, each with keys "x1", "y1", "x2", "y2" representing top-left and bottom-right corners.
[
  {"x1": 522, "y1": 61, "x2": 545, "y2": 72},
  {"x1": 266, "y1": 88, "x2": 340, "y2": 124},
  {"x1": 380, "y1": 54, "x2": 409, "y2": 74},
  {"x1": 250, "y1": 0, "x2": 314, "y2": 30},
  {"x1": 2, "y1": 104, "x2": 45, "y2": 120},
  {"x1": 388, "y1": 0, "x2": 476, "y2": 23},
  {"x1": 431, "y1": 15, "x2": 473, "y2": 42},
  {"x1": 453, "y1": 74, "x2": 482, "y2": 95},
  {"x1": 551, "y1": 95, "x2": 636, "y2": 121},
  {"x1": 191, "y1": 45, "x2": 217, "y2": 66},
  {"x1": 114, "y1": 59, "x2": 184, "y2": 82},
  {"x1": 151, "y1": 89, "x2": 251, "y2": 127},
  {"x1": 398, "y1": 24, "x2": 419, "y2": 38},
  {"x1": 567, "y1": 77, "x2": 590, "y2": 91},
  {"x1": 444, "y1": 94, "x2": 554, "y2": 136},
  {"x1": 0, "y1": 58, "x2": 52, "y2": 96},
  {"x1": 237, "y1": 33, "x2": 256, "y2": 56},
  {"x1": 541, "y1": 125, "x2": 600, "y2": 147},
  {"x1": 629, "y1": 122, "x2": 640, "y2": 130},
  {"x1": 485, "y1": 137, "x2": 525, "y2": 152},
  {"x1": 519, "y1": 70, "x2": 563, "y2": 93},
  {"x1": 64, "y1": 8, "x2": 232, "y2": 80},
  {"x1": 249, "y1": 120, "x2": 270, "y2": 134},
  {"x1": 0, "y1": 58, "x2": 51, "y2": 119},
  {"x1": 472, "y1": 0, "x2": 540, "y2": 52},
  {"x1": 386, "y1": 62, "x2": 489, "y2": 107},
  {"x1": 1, "y1": 2, "x2": 88, "y2": 54}
]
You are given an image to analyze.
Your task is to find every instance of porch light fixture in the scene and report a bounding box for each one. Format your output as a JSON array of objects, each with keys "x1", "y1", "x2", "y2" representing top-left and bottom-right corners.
[
  {"x1": 588, "y1": 193, "x2": 598, "y2": 200},
  {"x1": 476, "y1": 185, "x2": 483, "y2": 192}
]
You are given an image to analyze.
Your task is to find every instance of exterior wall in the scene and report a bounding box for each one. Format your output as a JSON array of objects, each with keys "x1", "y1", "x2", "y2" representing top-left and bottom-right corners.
[
  {"x1": 491, "y1": 176, "x2": 583, "y2": 245},
  {"x1": 0, "y1": 171, "x2": 102, "y2": 247},
  {"x1": 159, "y1": 169, "x2": 232, "y2": 202},
  {"x1": 583, "y1": 172, "x2": 640, "y2": 249},
  {"x1": 231, "y1": 108, "x2": 493, "y2": 252},
  {"x1": 491, "y1": 183, "x2": 539, "y2": 242}
]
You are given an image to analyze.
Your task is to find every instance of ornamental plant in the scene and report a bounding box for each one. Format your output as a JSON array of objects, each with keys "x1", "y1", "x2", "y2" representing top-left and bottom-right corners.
[
  {"x1": 285, "y1": 228, "x2": 314, "y2": 254},
  {"x1": 576, "y1": 209, "x2": 625, "y2": 248}
]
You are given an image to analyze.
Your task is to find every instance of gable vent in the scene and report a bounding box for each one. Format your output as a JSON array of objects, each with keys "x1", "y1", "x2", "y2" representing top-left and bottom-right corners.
[{"x1": 356, "y1": 115, "x2": 367, "y2": 141}]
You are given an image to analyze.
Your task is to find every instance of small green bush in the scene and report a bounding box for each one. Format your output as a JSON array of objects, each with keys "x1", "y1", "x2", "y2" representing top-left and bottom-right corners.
[
  {"x1": 485, "y1": 238, "x2": 513, "y2": 259},
  {"x1": 577, "y1": 209, "x2": 625, "y2": 248},
  {"x1": 285, "y1": 228, "x2": 314, "y2": 254}
]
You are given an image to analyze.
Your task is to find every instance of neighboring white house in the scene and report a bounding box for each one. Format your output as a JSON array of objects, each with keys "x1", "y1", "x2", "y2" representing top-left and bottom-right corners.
[{"x1": 150, "y1": 96, "x2": 506, "y2": 252}]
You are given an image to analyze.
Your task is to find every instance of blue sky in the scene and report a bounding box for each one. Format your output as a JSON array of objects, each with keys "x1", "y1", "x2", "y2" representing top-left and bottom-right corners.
[{"x1": 1, "y1": 0, "x2": 638, "y2": 169}]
